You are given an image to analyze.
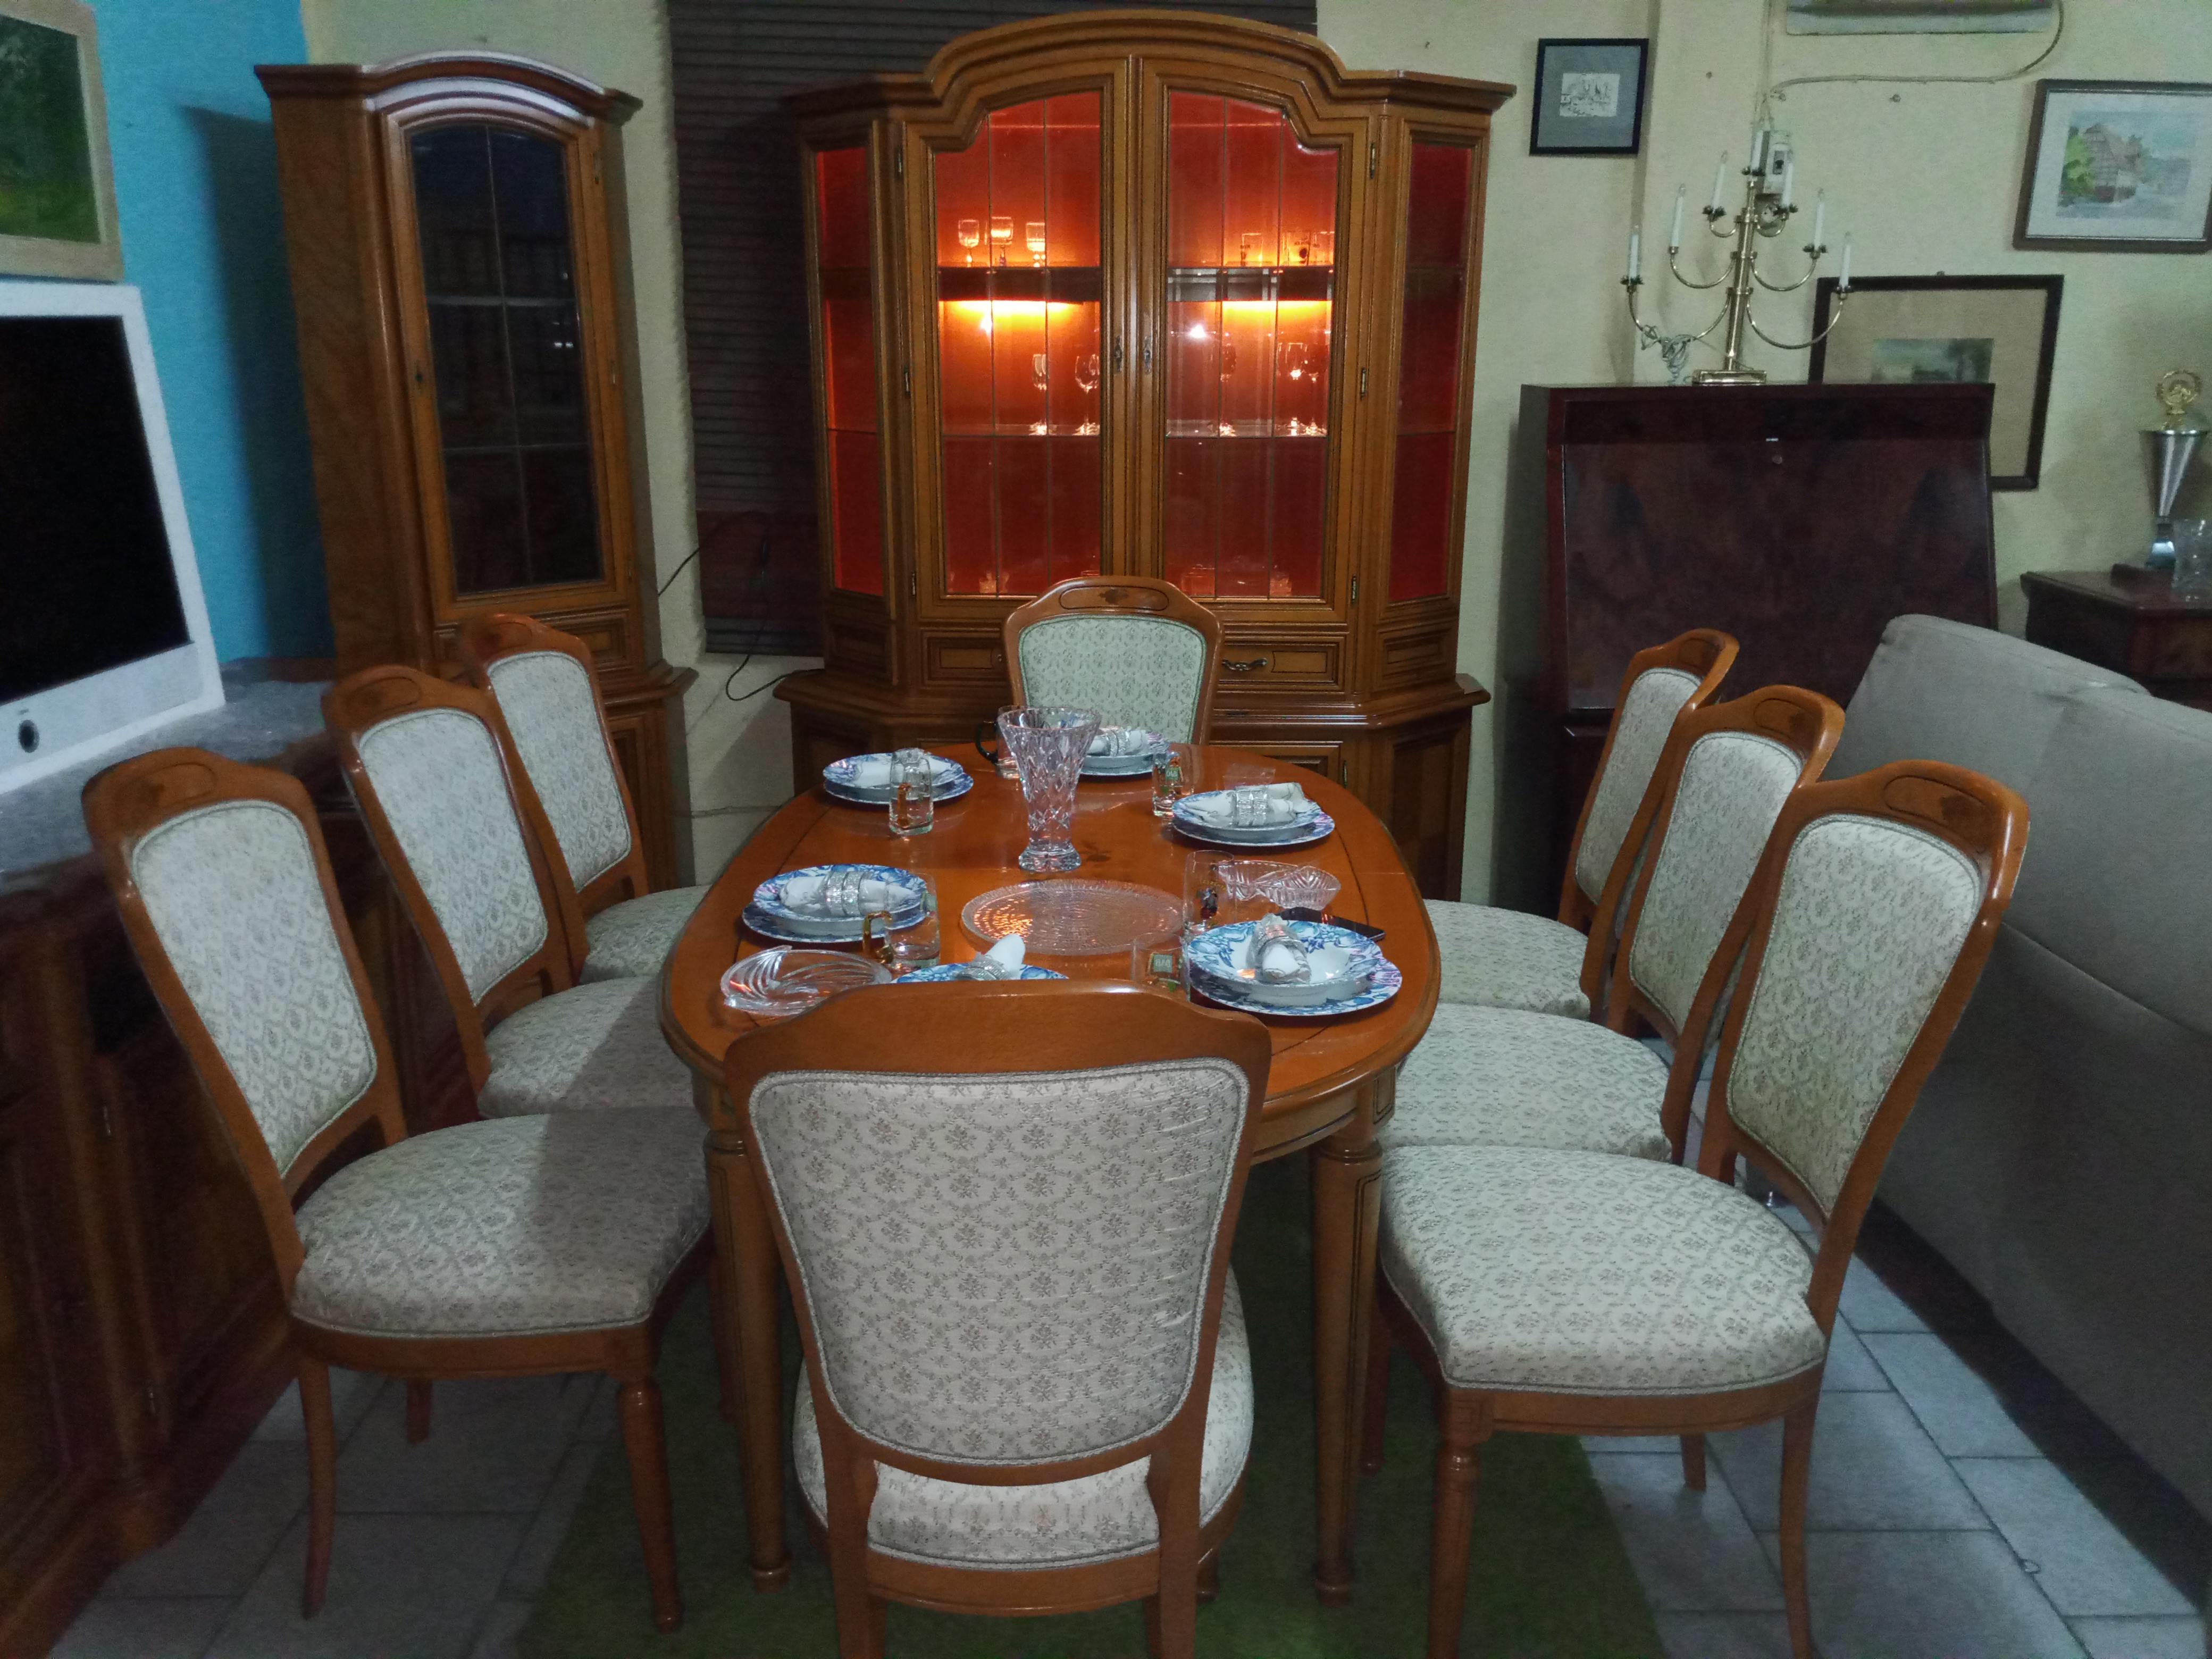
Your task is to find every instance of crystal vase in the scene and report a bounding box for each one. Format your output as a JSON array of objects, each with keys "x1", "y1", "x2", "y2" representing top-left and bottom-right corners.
[{"x1": 998, "y1": 705, "x2": 1099, "y2": 873}]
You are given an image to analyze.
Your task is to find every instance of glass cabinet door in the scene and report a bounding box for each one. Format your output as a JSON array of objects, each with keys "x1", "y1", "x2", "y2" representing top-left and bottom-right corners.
[
  {"x1": 409, "y1": 123, "x2": 602, "y2": 597},
  {"x1": 1162, "y1": 95, "x2": 1338, "y2": 602},
  {"x1": 931, "y1": 94, "x2": 1103, "y2": 598},
  {"x1": 1387, "y1": 140, "x2": 1475, "y2": 603},
  {"x1": 815, "y1": 144, "x2": 884, "y2": 595}
]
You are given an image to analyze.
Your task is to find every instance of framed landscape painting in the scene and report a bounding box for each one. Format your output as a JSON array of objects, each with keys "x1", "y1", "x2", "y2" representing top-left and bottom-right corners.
[
  {"x1": 0, "y1": 0, "x2": 120, "y2": 280},
  {"x1": 2015, "y1": 80, "x2": 2212, "y2": 252},
  {"x1": 1810, "y1": 274, "x2": 2063, "y2": 490}
]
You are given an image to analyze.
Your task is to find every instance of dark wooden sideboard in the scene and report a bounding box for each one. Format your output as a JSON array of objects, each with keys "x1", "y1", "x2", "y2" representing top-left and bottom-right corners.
[
  {"x1": 1495, "y1": 382, "x2": 1997, "y2": 907},
  {"x1": 2022, "y1": 568, "x2": 2212, "y2": 710}
]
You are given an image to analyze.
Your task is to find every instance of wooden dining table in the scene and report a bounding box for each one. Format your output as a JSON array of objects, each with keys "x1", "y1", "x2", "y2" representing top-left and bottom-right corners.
[{"x1": 656, "y1": 747, "x2": 1440, "y2": 1604}]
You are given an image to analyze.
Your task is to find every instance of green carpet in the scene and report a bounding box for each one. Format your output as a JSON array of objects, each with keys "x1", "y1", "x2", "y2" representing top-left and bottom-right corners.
[{"x1": 521, "y1": 1154, "x2": 1662, "y2": 1657}]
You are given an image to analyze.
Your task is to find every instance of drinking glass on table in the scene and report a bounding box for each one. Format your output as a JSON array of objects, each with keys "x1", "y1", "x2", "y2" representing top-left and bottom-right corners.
[
  {"x1": 863, "y1": 874, "x2": 940, "y2": 974},
  {"x1": 1151, "y1": 742, "x2": 1196, "y2": 817},
  {"x1": 996, "y1": 705, "x2": 1099, "y2": 873},
  {"x1": 888, "y1": 747, "x2": 935, "y2": 836},
  {"x1": 1131, "y1": 932, "x2": 1187, "y2": 996}
]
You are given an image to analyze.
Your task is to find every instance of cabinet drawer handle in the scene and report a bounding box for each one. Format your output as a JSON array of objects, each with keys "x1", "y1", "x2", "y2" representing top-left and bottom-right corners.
[{"x1": 1223, "y1": 657, "x2": 1269, "y2": 673}]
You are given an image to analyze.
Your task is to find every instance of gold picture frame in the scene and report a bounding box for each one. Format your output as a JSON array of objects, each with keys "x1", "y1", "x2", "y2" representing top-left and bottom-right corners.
[{"x1": 0, "y1": 0, "x2": 121, "y2": 280}]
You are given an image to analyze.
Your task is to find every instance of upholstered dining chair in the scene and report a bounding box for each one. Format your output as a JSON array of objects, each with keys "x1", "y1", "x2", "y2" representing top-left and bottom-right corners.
[
  {"x1": 725, "y1": 979, "x2": 1271, "y2": 1659},
  {"x1": 460, "y1": 611, "x2": 709, "y2": 983},
  {"x1": 1369, "y1": 759, "x2": 2029, "y2": 1659},
  {"x1": 82, "y1": 747, "x2": 710, "y2": 1633},
  {"x1": 322, "y1": 665, "x2": 696, "y2": 1118},
  {"x1": 1382, "y1": 684, "x2": 1843, "y2": 1165},
  {"x1": 1425, "y1": 629, "x2": 1738, "y2": 1018},
  {"x1": 1004, "y1": 575, "x2": 1225, "y2": 742}
]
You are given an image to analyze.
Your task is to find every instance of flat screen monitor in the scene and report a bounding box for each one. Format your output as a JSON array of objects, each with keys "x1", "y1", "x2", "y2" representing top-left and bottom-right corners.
[{"x1": 0, "y1": 282, "x2": 220, "y2": 795}]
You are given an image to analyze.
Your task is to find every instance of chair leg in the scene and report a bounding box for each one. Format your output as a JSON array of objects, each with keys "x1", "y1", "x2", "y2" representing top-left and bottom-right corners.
[
  {"x1": 1196, "y1": 1551, "x2": 1220, "y2": 1604},
  {"x1": 405, "y1": 1380, "x2": 433, "y2": 1445},
  {"x1": 705, "y1": 1255, "x2": 741, "y2": 1426},
  {"x1": 616, "y1": 1372, "x2": 683, "y2": 1633},
  {"x1": 1360, "y1": 1302, "x2": 1390, "y2": 1476},
  {"x1": 1779, "y1": 1398, "x2": 1820, "y2": 1659},
  {"x1": 1680, "y1": 1431, "x2": 1707, "y2": 1492},
  {"x1": 1425, "y1": 1416, "x2": 1487, "y2": 1659},
  {"x1": 298, "y1": 1356, "x2": 337, "y2": 1618}
]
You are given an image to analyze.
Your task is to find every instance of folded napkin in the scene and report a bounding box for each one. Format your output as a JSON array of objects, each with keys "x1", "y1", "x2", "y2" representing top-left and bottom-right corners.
[
  {"x1": 962, "y1": 934, "x2": 1027, "y2": 979},
  {"x1": 1235, "y1": 916, "x2": 1355, "y2": 987},
  {"x1": 1087, "y1": 726, "x2": 1158, "y2": 758},
  {"x1": 842, "y1": 750, "x2": 950, "y2": 790},
  {"x1": 776, "y1": 870, "x2": 911, "y2": 917},
  {"x1": 1185, "y1": 782, "x2": 1311, "y2": 828}
]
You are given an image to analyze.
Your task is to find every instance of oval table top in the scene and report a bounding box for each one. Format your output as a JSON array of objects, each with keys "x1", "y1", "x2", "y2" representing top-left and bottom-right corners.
[{"x1": 658, "y1": 748, "x2": 1439, "y2": 1149}]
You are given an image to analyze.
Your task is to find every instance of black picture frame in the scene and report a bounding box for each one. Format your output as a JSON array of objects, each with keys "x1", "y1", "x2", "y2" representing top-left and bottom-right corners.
[
  {"x1": 1809, "y1": 274, "x2": 2063, "y2": 490},
  {"x1": 2013, "y1": 80, "x2": 2212, "y2": 253},
  {"x1": 1529, "y1": 38, "x2": 1649, "y2": 157}
]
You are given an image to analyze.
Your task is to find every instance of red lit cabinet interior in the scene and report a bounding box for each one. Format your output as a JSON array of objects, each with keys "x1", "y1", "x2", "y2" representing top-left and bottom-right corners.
[{"x1": 782, "y1": 14, "x2": 1511, "y2": 897}]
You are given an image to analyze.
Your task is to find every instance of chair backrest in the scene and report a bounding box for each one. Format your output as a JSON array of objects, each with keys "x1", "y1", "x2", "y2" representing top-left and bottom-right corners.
[
  {"x1": 81, "y1": 748, "x2": 408, "y2": 1292},
  {"x1": 460, "y1": 613, "x2": 648, "y2": 963},
  {"x1": 1004, "y1": 576, "x2": 1224, "y2": 743},
  {"x1": 730, "y1": 979, "x2": 1269, "y2": 1486},
  {"x1": 1697, "y1": 760, "x2": 2029, "y2": 1328},
  {"x1": 1560, "y1": 629, "x2": 1738, "y2": 929},
  {"x1": 324, "y1": 665, "x2": 573, "y2": 1092},
  {"x1": 1606, "y1": 687, "x2": 1845, "y2": 1133}
]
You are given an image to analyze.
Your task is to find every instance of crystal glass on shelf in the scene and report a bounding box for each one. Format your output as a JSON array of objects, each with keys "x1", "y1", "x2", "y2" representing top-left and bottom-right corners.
[
  {"x1": 957, "y1": 217, "x2": 981, "y2": 265},
  {"x1": 1026, "y1": 220, "x2": 1047, "y2": 266},
  {"x1": 1073, "y1": 350, "x2": 1101, "y2": 433},
  {"x1": 1031, "y1": 351, "x2": 1049, "y2": 392},
  {"x1": 1314, "y1": 229, "x2": 1334, "y2": 263},
  {"x1": 997, "y1": 705, "x2": 1099, "y2": 873},
  {"x1": 888, "y1": 747, "x2": 935, "y2": 836},
  {"x1": 1281, "y1": 342, "x2": 1310, "y2": 383},
  {"x1": 990, "y1": 215, "x2": 1014, "y2": 265},
  {"x1": 1292, "y1": 228, "x2": 1311, "y2": 264},
  {"x1": 1239, "y1": 230, "x2": 1262, "y2": 266}
]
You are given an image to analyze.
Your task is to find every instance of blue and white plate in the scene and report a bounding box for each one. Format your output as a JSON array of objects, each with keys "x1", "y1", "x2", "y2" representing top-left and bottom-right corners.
[
  {"x1": 1081, "y1": 729, "x2": 1166, "y2": 778},
  {"x1": 1185, "y1": 919, "x2": 1400, "y2": 1018},
  {"x1": 823, "y1": 752, "x2": 975, "y2": 806},
  {"x1": 745, "y1": 864, "x2": 927, "y2": 943},
  {"x1": 894, "y1": 962, "x2": 1067, "y2": 983},
  {"x1": 1171, "y1": 792, "x2": 1336, "y2": 851}
]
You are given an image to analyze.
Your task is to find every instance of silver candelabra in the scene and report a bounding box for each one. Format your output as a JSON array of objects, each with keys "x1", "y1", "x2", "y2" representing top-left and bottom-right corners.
[{"x1": 1623, "y1": 128, "x2": 1851, "y2": 386}]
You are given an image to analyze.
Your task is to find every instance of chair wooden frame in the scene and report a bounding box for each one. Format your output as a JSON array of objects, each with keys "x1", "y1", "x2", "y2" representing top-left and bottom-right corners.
[
  {"x1": 459, "y1": 611, "x2": 653, "y2": 981},
  {"x1": 82, "y1": 747, "x2": 705, "y2": 1632},
  {"x1": 1366, "y1": 760, "x2": 2029, "y2": 1659},
  {"x1": 323, "y1": 664, "x2": 579, "y2": 1097},
  {"x1": 1604, "y1": 685, "x2": 1846, "y2": 1160},
  {"x1": 727, "y1": 980, "x2": 1272, "y2": 1659},
  {"x1": 1003, "y1": 576, "x2": 1227, "y2": 743}
]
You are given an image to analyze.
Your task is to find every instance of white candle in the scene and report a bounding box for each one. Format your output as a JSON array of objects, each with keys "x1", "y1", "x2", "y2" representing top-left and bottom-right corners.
[
  {"x1": 1781, "y1": 157, "x2": 1795, "y2": 209},
  {"x1": 1812, "y1": 194, "x2": 1826, "y2": 249},
  {"x1": 1839, "y1": 234, "x2": 1853, "y2": 289},
  {"x1": 1628, "y1": 231, "x2": 1641, "y2": 281},
  {"x1": 1709, "y1": 154, "x2": 1729, "y2": 213},
  {"x1": 1669, "y1": 187, "x2": 1686, "y2": 248},
  {"x1": 1749, "y1": 127, "x2": 1768, "y2": 173}
]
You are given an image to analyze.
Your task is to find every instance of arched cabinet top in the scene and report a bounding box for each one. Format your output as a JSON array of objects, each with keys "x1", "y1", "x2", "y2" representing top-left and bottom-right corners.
[{"x1": 256, "y1": 51, "x2": 640, "y2": 125}]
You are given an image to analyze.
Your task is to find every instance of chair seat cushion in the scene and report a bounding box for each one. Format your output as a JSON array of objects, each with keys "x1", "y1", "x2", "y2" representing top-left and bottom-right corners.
[
  {"x1": 481, "y1": 977, "x2": 697, "y2": 1117},
  {"x1": 794, "y1": 1275, "x2": 1253, "y2": 1569},
  {"x1": 1426, "y1": 901, "x2": 1591, "y2": 1018},
  {"x1": 1380, "y1": 1006, "x2": 1671, "y2": 1161},
  {"x1": 291, "y1": 1110, "x2": 708, "y2": 1340},
  {"x1": 1381, "y1": 1146, "x2": 1826, "y2": 1397},
  {"x1": 580, "y1": 885, "x2": 711, "y2": 983}
]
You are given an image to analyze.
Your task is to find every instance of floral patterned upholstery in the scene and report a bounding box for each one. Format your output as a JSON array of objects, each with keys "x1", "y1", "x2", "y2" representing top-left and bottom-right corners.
[
  {"x1": 1016, "y1": 614, "x2": 1208, "y2": 740},
  {"x1": 1573, "y1": 666, "x2": 1700, "y2": 904},
  {"x1": 290, "y1": 1109, "x2": 708, "y2": 1340},
  {"x1": 1724, "y1": 815, "x2": 1984, "y2": 1213},
  {"x1": 1381, "y1": 1146, "x2": 1826, "y2": 1396},
  {"x1": 1626, "y1": 730, "x2": 1804, "y2": 1032},
  {"x1": 479, "y1": 977, "x2": 699, "y2": 1116},
  {"x1": 1380, "y1": 1005, "x2": 1669, "y2": 1161},
  {"x1": 1422, "y1": 901, "x2": 1590, "y2": 1017},
  {"x1": 484, "y1": 650, "x2": 634, "y2": 889},
  {"x1": 354, "y1": 706, "x2": 548, "y2": 1002},
  {"x1": 747, "y1": 1057, "x2": 1250, "y2": 1466},
  {"x1": 129, "y1": 800, "x2": 378, "y2": 1176},
  {"x1": 793, "y1": 1276, "x2": 1252, "y2": 1568},
  {"x1": 579, "y1": 886, "x2": 711, "y2": 984}
]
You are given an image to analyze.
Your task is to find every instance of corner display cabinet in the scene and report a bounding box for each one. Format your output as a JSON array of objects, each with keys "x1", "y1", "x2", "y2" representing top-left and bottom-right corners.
[
  {"x1": 782, "y1": 12, "x2": 1511, "y2": 897},
  {"x1": 258, "y1": 52, "x2": 694, "y2": 887}
]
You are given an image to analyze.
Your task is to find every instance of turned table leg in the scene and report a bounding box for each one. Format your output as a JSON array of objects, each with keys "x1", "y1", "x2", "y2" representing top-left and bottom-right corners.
[
  {"x1": 706, "y1": 1106, "x2": 792, "y2": 1591},
  {"x1": 1308, "y1": 1075, "x2": 1388, "y2": 1604}
]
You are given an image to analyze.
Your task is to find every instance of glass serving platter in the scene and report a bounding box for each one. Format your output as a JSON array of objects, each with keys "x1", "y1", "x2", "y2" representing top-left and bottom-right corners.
[
  {"x1": 720, "y1": 948, "x2": 891, "y2": 1017},
  {"x1": 960, "y1": 879, "x2": 1183, "y2": 958}
]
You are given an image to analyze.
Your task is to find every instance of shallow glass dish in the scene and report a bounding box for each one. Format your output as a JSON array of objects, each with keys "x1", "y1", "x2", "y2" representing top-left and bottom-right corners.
[
  {"x1": 960, "y1": 879, "x2": 1183, "y2": 958},
  {"x1": 720, "y1": 948, "x2": 891, "y2": 1017}
]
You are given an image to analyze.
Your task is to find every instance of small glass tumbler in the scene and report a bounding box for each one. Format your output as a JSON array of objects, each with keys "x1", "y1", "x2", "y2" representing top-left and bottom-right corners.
[
  {"x1": 865, "y1": 875, "x2": 940, "y2": 975},
  {"x1": 1183, "y1": 850, "x2": 1225, "y2": 935},
  {"x1": 998, "y1": 705, "x2": 1099, "y2": 873},
  {"x1": 2172, "y1": 518, "x2": 2212, "y2": 598},
  {"x1": 1151, "y1": 742, "x2": 1196, "y2": 817},
  {"x1": 888, "y1": 748, "x2": 935, "y2": 836},
  {"x1": 1131, "y1": 933, "x2": 1187, "y2": 996}
]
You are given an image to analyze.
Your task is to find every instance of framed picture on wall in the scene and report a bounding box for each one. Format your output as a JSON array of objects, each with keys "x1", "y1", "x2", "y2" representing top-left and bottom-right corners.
[
  {"x1": 1529, "y1": 39, "x2": 1649, "y2": 157},
  {"x1": 2014, "y1": 80, "x2": 2212, "y2": 252},
  {"x1": 0, "y1": 0, "x2": 121, "y2": 280},
  {"x1": 1809, "y1": 275, "x2": 2063, "y2": 490}
]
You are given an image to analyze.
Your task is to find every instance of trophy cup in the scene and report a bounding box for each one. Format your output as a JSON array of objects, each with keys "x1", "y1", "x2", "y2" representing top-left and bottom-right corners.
[{"x1": 2143, "y1": 369, "x2": 2205, "y2": 571}]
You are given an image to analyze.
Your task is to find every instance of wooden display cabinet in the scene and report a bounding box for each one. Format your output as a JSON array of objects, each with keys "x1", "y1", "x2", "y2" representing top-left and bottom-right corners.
[
  {"x1": 258, "y1": 52, "x2": 694, "y2": 887},
  {"x1": 780, "y1": 13, "x2": 1510, "y2": 897}
]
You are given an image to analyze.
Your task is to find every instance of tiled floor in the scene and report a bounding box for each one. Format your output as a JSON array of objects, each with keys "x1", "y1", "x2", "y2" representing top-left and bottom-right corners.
[{"x1": 53, "y1": 1217, "x2": 2210, "y2": 1659}]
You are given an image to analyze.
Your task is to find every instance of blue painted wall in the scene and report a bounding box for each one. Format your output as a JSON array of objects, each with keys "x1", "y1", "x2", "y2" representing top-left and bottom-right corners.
[{"x1": 87, "y1": 0, "x2": 329, "y2": 660}]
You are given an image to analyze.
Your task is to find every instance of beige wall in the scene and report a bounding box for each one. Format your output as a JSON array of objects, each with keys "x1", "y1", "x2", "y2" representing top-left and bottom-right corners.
[
  {"x1": 297, "y1": 0, "x2": 806, "y2": 879},
  {"x1": 1320, "y1": 0, "x2": 2212, "y2": 900}
]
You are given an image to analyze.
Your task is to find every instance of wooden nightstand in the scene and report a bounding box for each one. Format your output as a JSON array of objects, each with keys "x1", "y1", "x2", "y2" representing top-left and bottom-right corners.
[{"x1": 2021, "y1": 568, "x2": 2212, "y2": 710}]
